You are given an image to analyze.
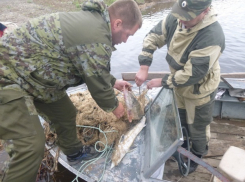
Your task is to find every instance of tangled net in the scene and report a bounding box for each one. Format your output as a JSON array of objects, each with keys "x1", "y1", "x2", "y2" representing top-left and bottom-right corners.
[
  {"x1": 70, "y1": 89, "x2": 148, "y2": 150},
  {"x1": 0, "y1": 89, "x2": 148, "y2": 181},
  {"x1": 35, "y1": 122, "x2": 58, "y2": 182},
  {"x1": 35, "y1": 88, "x2": 147, "y2": 180}
]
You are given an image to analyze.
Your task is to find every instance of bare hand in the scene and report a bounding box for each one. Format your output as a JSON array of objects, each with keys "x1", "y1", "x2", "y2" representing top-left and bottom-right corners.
[
  {"x1": 114, "y1": 80, "x2": 132, "y2": 91},
  {"x1": 147, "y1": 78, "x2": 162, "y2": 89},
  {"x1": 135, "y1": 65, "x2": 149, "y2": 86},
  {"x1": 112, "y1": 102, "x2": 125, "y2": 119}
]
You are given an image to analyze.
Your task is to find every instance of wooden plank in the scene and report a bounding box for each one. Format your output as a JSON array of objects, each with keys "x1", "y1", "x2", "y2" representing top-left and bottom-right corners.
[
  {"x1": 207, "y1": 139, "x2": 245, "y2": 157},
  {"x1": 210, "y1": 122, "x2": 245, "y2": 136},
  {"x1": 202, "y1": 158, "x2": 220, "y2": 168},
  {"x1": 122, "y1": 72, "x2": 169, "y2": 81},
  {"x1": 211, "y1": 133, "x2": 245, "y2": 141},
  {"x1": 121, "y1": 72, "x2": 245, "y2": 81},
  {"x1": 166, "y1": 157, "x2": 220, "y2": 174},
  {"x1": 221, "y1": 73, "x2": 245, "y2": 78},
  {"x1": 162, "y1": 119, "x2": 245, "y2": 181},
  {"x1": 163, "y1": 159, "x2": 212, "y2": 182},
  {"x1": 213, "y1": 118, "x2": 245, "y2": 127},
  {"x1": 163, "y1": 132, "x2": 244, "y2": 181},
  {"x1": 163, "y1": 156, "x2": 224, "y2": 181}
]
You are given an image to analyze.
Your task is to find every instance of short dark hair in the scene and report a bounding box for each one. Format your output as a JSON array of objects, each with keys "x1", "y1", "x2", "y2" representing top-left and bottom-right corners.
[{"x1": 108, "y1": 0, "x2": 142, "y2": 29}]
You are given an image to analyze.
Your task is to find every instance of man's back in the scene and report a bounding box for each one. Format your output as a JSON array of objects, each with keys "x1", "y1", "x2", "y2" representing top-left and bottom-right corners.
[{"x1": 0, "y1": 9, "x2": 113, "y2": 103}]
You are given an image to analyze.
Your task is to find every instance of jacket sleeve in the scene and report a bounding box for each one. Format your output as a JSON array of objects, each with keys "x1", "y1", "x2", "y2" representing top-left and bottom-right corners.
[
  {"x1": 163, "y1": 46, "x2": 222, "y2": 88},
  {"x1": 70, "y1": 43, "x2": 118, "y2": 112},
  {"x1": 138, "y1": 18, "x2": 168, "y2": 66},
  {"x1": 110, "y1": 74, "x2": 117, "y2": 87}
]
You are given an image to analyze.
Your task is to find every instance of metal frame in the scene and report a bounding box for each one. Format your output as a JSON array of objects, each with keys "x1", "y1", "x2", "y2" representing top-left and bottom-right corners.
[{"x1": 143, "y1": 88, "x2": 183, "y2": 178}]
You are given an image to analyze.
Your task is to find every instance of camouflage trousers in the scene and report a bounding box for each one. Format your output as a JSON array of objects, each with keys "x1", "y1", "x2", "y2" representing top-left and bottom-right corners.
[
  {"x1": 0, "y1": 89, "x2": 82, "y2": 182},
  {"x1": 175, "y1": 90, "x2": 217, "y2": 156}
]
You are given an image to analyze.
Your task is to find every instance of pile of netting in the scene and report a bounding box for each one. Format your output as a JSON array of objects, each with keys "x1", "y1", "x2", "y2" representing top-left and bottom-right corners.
[
  {"x1": 70, "y1": 89, "x2": 148, "y2": 150},
  {"x1": 36, "y1": 122, "x2": 58, "y2": 182}
]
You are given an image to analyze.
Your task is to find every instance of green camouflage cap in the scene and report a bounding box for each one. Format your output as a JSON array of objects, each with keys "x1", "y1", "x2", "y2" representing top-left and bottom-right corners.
[{"x1": 171, "y1": 0, "x2": 212, "y2": 21}]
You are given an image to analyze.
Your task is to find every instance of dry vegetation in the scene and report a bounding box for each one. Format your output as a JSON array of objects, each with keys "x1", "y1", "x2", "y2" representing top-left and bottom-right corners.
[
  {"x1": 0, "y1": 0, "x2": 173, "y2": 26},
  {"x1": 0, "y1": 0, "x2": 116, "y2": 26},
  {"x1": 0, "y1": 0, "x2": 83, "y2": 25}
]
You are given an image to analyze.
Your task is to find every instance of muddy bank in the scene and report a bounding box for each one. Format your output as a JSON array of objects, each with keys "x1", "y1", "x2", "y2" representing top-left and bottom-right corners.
[
  {"x1": 0, "y1": 0, "x2": 176, "y2": 26},
  {"x1": 0, "y1": 0, "x2": 80, "y2": 25}
]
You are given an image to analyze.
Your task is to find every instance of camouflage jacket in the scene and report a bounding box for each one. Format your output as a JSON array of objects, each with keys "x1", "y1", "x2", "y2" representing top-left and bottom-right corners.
[
  {"x1": 0, "y1": 0, "x2": 118, "y2": 112},
  {"x1": 139, "y1": 8, "x2": 225, "y2": 99}
]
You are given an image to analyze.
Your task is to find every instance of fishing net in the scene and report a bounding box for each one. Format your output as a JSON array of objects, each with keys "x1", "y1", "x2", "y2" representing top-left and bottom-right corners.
[
  {"x1": 70, "y1": 89, "x2": 148, "y2": 150},
  {"x1": 0, "y1": 89, "x2": 148, "y2": 181}
]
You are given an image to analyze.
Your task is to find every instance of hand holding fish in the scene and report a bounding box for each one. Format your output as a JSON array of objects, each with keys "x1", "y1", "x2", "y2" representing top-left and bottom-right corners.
[
  {"x1": 112, "y1": 102, "x2": 125, "y2": 119},
  {"x1": 147, "y1": 78, "x2": 162, "y2": 89},
  {"x1": 135, "y1": 65, "x2": 149, "y2": 86},
  {"x1": 114, "y1": 80, "x2": 132, "y2": 91},
  {"x1": 123, "y1": 86, "x2": 144, "y2": 122}
]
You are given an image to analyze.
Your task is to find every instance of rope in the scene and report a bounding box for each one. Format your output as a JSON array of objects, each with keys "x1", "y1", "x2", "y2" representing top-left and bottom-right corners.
[{"x1": 72, "y1": 124, "x2": 118, "y2": 182}]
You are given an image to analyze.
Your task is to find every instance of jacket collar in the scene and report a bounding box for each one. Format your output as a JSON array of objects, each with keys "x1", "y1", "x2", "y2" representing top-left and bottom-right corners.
[
  {"x1": 177, "y1": 8, "x2": 218, "y2": 34},
  {"x1": 82, "y1": 0, "x2": 115, "y2": 49}
]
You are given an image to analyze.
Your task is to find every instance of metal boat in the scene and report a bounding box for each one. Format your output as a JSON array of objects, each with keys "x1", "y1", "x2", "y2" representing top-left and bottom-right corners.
[
  {"x1": 47, "y1": 72, "x2": 245, "y2": 182},
  {"x1": 1, "y1": 72, "x2": 245, "y2": 182}
]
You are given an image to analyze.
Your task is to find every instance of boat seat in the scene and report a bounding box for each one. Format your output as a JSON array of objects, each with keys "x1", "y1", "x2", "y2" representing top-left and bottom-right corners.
[{"x1": 212, "y1": 146, "x2": 245, "y2": 182}]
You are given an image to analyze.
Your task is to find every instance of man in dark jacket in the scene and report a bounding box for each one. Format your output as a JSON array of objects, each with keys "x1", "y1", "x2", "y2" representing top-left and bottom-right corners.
[{"x1": 0, "y1": 0, "x2": 142, "y2": 181}]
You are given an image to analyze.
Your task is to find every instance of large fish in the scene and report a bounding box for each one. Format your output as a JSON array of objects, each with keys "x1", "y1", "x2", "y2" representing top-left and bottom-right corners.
[
  {"x1": 111, "y1": 116, "x2": 146, "y2": 168},
  {"x1": 123, "y1": 86, "x2": 144, "y2": 122}
]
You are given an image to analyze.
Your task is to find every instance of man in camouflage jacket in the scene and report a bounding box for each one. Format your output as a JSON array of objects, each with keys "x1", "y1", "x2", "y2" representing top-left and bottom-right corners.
[
  {"x1": 135, "y1": 0, "x2": 225, "y2": 174},
  {"x1": 0, "y1": 0, "x2": 142, "y2": 181}
]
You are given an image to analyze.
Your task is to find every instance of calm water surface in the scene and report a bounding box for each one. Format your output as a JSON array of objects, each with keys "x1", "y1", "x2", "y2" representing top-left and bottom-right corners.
[{"x1": 111, "y1": 0, "x2": 245, "y2": 79}]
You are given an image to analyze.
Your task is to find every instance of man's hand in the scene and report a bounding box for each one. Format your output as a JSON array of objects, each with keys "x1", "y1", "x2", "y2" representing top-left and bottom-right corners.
[
  {"x1": 114, "y1": 80, "x2": 132, "y2": 91},
  {"x1": 147, "y1": 78, "x2": 162, "y2": 89},
  {"x1": 135, "y1": 65, "x2": 149, "y2": 86},
  {"x1": 112, "y1": 102, "x2": 125, "y2": 119}
]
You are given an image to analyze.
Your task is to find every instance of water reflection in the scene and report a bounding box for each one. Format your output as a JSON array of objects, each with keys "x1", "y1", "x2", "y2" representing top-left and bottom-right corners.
[
  {"x1": 111, "y1": 0, "x2": 245, "y2": 79},
  {"x1": 141, "y1": 2, "x2": 174, "y2": 16}
]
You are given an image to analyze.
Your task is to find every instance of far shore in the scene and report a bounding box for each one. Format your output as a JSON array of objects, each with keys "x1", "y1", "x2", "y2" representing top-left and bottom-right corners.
[
  {"x1": 138, "y1": 0, "x2": 176, "y2": 11},
  {"x1": 0, "y1": 0, "x2": 176, "y2": 26}
]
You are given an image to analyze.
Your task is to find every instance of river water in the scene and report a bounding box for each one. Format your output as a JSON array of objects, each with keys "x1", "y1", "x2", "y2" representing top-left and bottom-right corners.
[{"x1": 110, "y1": 0, "x2": 245, "y2": 79}]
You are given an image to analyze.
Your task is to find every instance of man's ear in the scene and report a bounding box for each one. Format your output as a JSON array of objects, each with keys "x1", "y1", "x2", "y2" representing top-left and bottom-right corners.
[{"x1": 112, "y1": 19, "x2": 123, "y2": 31}]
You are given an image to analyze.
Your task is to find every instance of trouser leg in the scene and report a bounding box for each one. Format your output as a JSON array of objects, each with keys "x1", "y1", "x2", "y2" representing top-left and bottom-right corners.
[
  {"x1": 1, "y1": 118, "x2": 45, "y2": 182},
  {"x1": 175, "y1": 91, "x2": 216, "y2": 156},
  {"x1": 34, "y1": 94, "x2": 83, "y2": 155},
  {"x1": 0, "y1": 90, "x2": 45, "y2": 182},
  {"x1": 178, "y1": 108, "x2": 188, "y2": 132},
  {"x1": 178, "y1": 108, "x2": 190, "y2": 148},
  {"x1": 191, "y1": 92, "x2": 215, "y2": 156},
  {"x1": 185, "y1": 91, "x2": 216, "y2": 156}
]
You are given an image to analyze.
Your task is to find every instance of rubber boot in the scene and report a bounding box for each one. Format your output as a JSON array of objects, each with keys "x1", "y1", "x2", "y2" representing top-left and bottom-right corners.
[{"x1": 188, "y1": 154, "x2": 202, "y2": 174}]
